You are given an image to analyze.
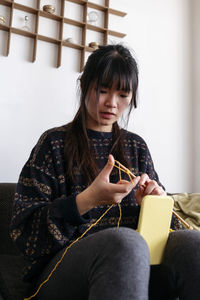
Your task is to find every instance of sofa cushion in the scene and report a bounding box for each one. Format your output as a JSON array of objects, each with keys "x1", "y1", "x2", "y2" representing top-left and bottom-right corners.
[
  {"x1": 0, "y1": 255, "x2": 33, "y2": 300},
  {"x1": 0, "y1": 183, "x2": 34, "y2": 299},
  {"x1": 0, "y1": 183, "x2": 19, "y2": 255}
]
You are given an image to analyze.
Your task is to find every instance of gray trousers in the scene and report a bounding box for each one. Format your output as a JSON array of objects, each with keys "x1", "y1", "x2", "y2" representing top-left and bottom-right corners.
[{"x1": 37, "y1": 228, "x2": 200, "y2": 300}]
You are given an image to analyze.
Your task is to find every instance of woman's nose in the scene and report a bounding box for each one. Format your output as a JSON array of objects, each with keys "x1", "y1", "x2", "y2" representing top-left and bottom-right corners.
[{"x1": 105, "y1": 94, "x2": 117, "y2": 108}]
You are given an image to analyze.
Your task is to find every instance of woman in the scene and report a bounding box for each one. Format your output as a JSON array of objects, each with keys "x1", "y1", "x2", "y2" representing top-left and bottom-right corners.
[{"x1": 10, "y1": 44, "x2": 200, "y2": 300}]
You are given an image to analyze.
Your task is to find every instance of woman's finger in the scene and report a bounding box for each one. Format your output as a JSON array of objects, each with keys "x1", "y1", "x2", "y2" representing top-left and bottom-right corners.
[
  {"x1": 152, "y1": 186, "x2": 166, "y2": 196},
  {"x1": 138, "y1": 173, "x2": 150, "y2": 187},
  {"x1": 110, "y1": 176, "x2": 140, "y2": 194},
  {"x1": 143, "y1": 180, "x2": 158, "y2": 195}
]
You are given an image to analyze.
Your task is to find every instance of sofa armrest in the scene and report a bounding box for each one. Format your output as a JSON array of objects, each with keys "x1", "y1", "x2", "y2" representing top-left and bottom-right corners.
[{"x1": 0, "y1": 183, "x2": 20, "y2": 255}]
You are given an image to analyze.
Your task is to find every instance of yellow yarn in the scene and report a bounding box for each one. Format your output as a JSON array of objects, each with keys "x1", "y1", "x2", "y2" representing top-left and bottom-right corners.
[{"x1": 24, "y1": 160, "x2": 128, "y2": 300}]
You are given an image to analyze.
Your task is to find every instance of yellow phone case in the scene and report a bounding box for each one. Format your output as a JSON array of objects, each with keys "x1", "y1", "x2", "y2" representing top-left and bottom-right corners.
[{"x1": 137, "y1": 195, "x2": 174, "y2": 265}]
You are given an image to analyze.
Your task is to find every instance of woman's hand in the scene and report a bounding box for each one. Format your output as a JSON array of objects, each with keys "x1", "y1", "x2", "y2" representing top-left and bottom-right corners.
[
  {"x1": 134, "y1": 173, "x2": 166, "y2": 206},
  {"x1": 76, "y1": 155, "x2": 140, "y2": 215}
]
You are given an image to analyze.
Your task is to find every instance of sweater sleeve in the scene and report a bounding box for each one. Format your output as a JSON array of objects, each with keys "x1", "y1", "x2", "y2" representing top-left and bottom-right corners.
[{"x1": 10, "y1": 130, "x2": 91, "y2": 280}]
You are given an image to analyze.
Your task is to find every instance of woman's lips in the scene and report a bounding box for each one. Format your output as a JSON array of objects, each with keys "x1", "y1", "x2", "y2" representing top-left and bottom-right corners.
[{"x1": 100, "y1": 112, "x2": 115, "y2": 119}]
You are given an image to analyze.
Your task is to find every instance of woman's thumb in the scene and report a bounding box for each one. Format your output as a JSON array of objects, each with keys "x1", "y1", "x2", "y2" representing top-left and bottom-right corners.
[{"x1": 100, "y1": 154, "x2": 115, "y2": 178}]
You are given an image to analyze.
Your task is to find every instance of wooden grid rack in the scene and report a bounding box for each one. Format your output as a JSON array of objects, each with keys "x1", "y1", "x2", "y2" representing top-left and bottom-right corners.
[{"x1": 0, "y1": 0, "x2": 126, "y2": 71}]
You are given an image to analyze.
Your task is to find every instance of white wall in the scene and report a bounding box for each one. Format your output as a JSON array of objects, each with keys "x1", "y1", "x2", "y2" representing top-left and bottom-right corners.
[
  {"x1": 122, "y1": 0, "x2": 193, "y2": 193},
  {"x1": 0, "y1": 0, "x2": 198, "y2": 193},
  {"x1": 191, "y1": 0, "x2": 200, "y2": 192}
]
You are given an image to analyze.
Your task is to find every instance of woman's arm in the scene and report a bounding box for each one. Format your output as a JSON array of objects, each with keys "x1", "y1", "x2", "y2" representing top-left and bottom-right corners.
[{"x1": 10, "y1": 130, "x2": 91, "y2": 279}]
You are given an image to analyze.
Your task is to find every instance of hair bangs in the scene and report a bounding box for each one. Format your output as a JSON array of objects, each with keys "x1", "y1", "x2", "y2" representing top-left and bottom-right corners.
[{"x1": 95, "y1": 57, "x2": 132, "y2": 94}]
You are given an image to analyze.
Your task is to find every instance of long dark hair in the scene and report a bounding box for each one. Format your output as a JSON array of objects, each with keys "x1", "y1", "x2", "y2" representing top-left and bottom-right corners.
[{"x1": 64, "y1": 44, "x2": 139, "y2": 184}]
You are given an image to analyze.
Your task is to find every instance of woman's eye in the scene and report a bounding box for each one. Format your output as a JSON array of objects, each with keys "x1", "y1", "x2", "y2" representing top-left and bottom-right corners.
[
  {"x1": 100, "y1": 90, "x2": 107, "y2": 94},
  {"x1": 120, "y1": 94, "x2": 128, "y2": 98}
]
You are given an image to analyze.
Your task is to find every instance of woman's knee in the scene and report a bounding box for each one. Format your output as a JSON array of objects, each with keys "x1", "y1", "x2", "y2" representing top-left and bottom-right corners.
[
  {"x1": 98, "y1": 227, "x2": 149, "y2": 262},
  {"x1": 88, "y1": 227, "x2": 150, "y2": 284},
  {"x1": 163, "y1": 230, "x2": 200, "y2": 266}
]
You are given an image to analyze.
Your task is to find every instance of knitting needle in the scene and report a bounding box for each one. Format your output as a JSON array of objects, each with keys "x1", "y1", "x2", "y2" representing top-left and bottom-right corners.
[
  {"x1": 114, "y1": 159, "x2": 136, "y2": 179},
  {"x1": 172, "y1": 211, "x2": 193, "y2": 230},
  {"x1": 113, "y1": 160, "x2": 193, "y2": 230},
  {"x1": 114, "y1": 160, "x2": 146, "y2": 188}
]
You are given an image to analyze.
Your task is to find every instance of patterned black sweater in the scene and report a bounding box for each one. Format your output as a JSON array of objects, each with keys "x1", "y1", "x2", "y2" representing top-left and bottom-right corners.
[{"x1": 10, "y1": 125, "x2": 176, "y2": 282}]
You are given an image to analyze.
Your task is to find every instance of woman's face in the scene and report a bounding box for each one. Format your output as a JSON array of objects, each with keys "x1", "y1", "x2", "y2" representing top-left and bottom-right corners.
[{"x1": 85, "y1": 82, "x2": 133, "y2": 132}]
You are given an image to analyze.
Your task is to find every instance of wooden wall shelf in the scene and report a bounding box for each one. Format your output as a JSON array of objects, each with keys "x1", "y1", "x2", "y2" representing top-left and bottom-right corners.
[{"x1": 0, "y1": 0, "x2": 127, "y2": 71}]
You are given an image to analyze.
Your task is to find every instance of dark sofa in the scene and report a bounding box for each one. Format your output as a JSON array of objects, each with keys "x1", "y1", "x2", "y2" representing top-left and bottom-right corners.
[{"x1": 0, "y1": 183, "x2": 33, "y2": 300}]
